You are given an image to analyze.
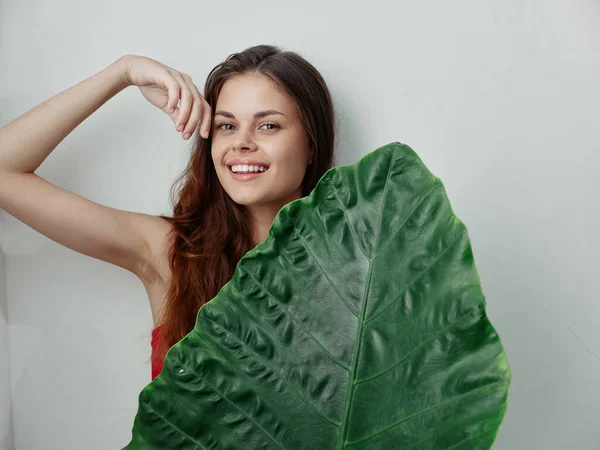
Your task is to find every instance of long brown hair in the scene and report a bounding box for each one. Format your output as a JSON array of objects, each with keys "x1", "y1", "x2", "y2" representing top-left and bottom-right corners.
[{"x1": 153, "y1": 44, "x2": 336, "y2": 369}]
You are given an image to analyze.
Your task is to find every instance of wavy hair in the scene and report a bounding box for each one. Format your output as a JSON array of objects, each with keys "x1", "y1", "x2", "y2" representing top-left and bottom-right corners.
[{"x1": 152, "y1": 44, "x2": 336, "y2": 369}]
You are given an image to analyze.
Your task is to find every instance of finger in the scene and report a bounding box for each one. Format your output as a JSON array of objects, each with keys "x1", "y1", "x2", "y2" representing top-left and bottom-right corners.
[
  {"x1": 181, "y1": 100, "x2": 202, "y2": 140},
  {"x1": 165, "y1": 106, "x2": 180, "y2": 124},
  {"x1": 172, "y1": 72, "x2": 193, "y2": 133},
  {"x1": 200, "y1": 100, "x2": 212, "y2": 139},
  {"x1": 180, "y1": 75, "x2": 204, "y2": 139},
  {"x1": 187, "y1": 79, "x2": 212, "y2": 139},
  {"x1": 161, "y1": 70, "x2": 181, "y2": 115}
]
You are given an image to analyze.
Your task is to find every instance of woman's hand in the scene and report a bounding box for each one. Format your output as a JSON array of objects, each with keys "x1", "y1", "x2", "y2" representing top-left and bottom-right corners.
[{"x1": 120, "y1": 54, "x2": 211, "y2": 140}]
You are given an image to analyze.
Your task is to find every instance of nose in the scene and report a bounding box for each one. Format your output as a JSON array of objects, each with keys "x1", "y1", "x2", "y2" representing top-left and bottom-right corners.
[{"x1": 231, "y1": 127, "x2": 258, "y2": 152}]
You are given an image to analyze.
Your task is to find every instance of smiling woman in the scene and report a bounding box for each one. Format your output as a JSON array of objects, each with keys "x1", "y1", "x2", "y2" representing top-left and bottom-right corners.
[
  {"x1": 152, "y1": 44, "x2": 336, "y2": 378},
  {"x1": 212, "y1": 72, "x2": 313, "y2": 215}
]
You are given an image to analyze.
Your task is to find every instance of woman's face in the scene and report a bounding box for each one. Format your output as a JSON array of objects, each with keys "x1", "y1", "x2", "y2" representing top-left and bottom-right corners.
[{"x1": 211, "y1": 72, "x2": 312, "y2": 208}]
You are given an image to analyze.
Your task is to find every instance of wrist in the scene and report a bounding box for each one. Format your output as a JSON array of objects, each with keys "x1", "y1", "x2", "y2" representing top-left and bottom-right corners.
[{"x1": 112, "y1": 55, "x2": 133, "y2": 90}]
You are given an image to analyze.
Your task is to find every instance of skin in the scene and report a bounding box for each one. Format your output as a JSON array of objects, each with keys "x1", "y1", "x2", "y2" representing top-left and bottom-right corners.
[{"x1": 211, "y1": 72, "x2": 313, "y2": 247}]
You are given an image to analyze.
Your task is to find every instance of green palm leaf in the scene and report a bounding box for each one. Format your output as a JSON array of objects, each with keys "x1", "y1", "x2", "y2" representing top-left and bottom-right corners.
[{"x1": 124, "y1": 142, "x2": 511, "y2": 450}]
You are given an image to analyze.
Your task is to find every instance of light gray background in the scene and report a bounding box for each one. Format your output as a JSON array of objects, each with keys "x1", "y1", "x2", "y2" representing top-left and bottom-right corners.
[{"x1": 1, "y1": 0, "x2": 599, "y2": 448}]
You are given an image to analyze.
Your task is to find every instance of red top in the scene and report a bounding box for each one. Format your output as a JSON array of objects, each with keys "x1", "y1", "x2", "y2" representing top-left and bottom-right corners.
[{"x1": 150, "y1": 325, "x2": 164, "y2": 380}]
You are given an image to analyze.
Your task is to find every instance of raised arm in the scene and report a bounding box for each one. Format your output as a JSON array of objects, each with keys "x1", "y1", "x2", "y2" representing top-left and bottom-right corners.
[{"x1": 0, "y1": 56, "x2": 210, "y2": 302}]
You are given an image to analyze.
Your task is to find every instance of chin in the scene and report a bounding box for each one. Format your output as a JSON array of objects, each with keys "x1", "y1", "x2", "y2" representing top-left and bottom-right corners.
[
  {"x1": 230, "y1": 197, "x2": 257, "y2": 206},
  {"x1": 227, "y1": 191, "x2": 270, "y2": 206}
]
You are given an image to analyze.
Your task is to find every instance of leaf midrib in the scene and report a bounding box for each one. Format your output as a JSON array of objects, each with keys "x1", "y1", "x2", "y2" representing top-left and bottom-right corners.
[{"x1": 336, "y1": 149, "x2": 396, "y2": 448}]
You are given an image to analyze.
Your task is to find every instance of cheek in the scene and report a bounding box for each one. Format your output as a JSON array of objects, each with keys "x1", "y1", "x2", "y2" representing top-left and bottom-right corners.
[
  {"x1": 278, "y1": 152, "x2": 309, "y2": 181},
  {"x1": 210, "y1": 143, "x2": 225, "y2": 166}
]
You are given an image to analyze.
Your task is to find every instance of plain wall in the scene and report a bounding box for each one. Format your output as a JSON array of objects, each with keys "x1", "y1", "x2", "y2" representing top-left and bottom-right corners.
[
  {"x1": 0, "y1": 0, "x2": 599, "y2": 448},
  {"x1": 0, "y1": 246, "x2": 15, "y2": 450}
]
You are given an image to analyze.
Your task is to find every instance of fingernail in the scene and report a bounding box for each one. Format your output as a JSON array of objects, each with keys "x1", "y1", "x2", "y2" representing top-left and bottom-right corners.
[
  {"x1": 177, "y1": 124, "x2": 183, "y2": 132},
  {"x1": 183, "y1": 133, "x2": 191, "y2": 140}
]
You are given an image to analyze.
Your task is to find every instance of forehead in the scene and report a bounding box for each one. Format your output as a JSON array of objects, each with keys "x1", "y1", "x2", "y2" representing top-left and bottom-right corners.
[{"x1": 215, "y1": 72, "x2": 298, "y2": 117}]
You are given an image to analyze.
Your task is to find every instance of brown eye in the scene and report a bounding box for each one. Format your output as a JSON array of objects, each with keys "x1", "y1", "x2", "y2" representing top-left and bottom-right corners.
[{"x1": 260, "y1": 122, "x2": 280, "y2": 131}]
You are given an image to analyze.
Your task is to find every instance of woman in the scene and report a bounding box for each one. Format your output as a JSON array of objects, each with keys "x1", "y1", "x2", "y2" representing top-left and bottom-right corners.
[{"x1": 0, "y1": 44, "x2": 336, "y2": 379}]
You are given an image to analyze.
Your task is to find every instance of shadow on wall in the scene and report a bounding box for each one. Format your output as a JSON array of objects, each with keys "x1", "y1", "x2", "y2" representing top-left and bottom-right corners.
[{"x1": 0, "y1": 227, "x2": 16, "y2": 450}]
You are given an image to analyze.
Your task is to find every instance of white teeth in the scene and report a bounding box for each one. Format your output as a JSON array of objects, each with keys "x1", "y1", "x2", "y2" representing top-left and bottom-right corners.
[{"x1": 230, "y1": 164, "x2": 268, "y2": 173}]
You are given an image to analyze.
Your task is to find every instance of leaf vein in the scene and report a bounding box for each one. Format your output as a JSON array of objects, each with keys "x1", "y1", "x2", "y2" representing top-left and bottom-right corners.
[
  {"x1": 365, "y1": 226, "x2": 465, "y2": 325},
  {"x1": 372, "y1": 180, "x2": 441, "y2": 261},
  {"x1": 354, "y1": 303, "x2": 485, "y2": 385},
  {"x1": 241, "y1": 266, "x2": 351, "y2": 372},
  {"x1": 203, "y1": 315, "x2": 342, "y2": 427},
  {"x1": 338, "y1": 152, "x2": 395, "y2": 449},
  {"x1": 292, "y1": 226, "x2": 359, "y2": 318},
  {"x1": 143, "y1": 401, "x2": 209, "y2": 450},
  {"x1": 329, "y1": 176, "x2": 370, "y2": 261},
  {"x1": 338, "y1": 264, "x2": 374, "y2": 450},
  {"x1": 344, "y1": 382, "x2": 507, "y2": 447},
  {"x1": 178, "y1": 359, "x2": 288, "y2": 450},
  {"x1": 371, "y1": 147, "x2": 396, "y2": 259}
]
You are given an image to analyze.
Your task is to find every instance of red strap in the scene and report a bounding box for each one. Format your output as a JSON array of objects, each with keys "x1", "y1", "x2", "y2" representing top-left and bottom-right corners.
[{"x1": 150, "y1": 326, "x2": 164, "y2": 380}]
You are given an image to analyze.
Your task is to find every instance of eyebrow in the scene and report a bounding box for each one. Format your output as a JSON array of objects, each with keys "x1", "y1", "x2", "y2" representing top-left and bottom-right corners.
[{"x1": 214, "y1": 109, "x2": 286, "y2": 120}]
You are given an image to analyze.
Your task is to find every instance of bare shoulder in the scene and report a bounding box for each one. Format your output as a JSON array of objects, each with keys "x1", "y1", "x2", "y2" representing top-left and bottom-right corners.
[{"x1": 0, "y1": 170, "x2": 175, "y2": 325}]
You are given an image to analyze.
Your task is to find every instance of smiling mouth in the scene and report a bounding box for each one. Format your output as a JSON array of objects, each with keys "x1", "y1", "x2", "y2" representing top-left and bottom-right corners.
[{"x1": 227, "y1": 165, "x2": 270, "y2": 174}]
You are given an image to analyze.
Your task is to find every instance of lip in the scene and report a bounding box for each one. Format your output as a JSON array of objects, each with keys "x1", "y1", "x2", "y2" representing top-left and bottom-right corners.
[
  {"x1": 225, "y1": 158, "x2": 270, "y2": 168},
  {"x1": 224, "y1": 158, "x2": 270, "y2": 182},
  {"x1": 228, "y1": 168, "x2": 267, "y2": 182}
]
